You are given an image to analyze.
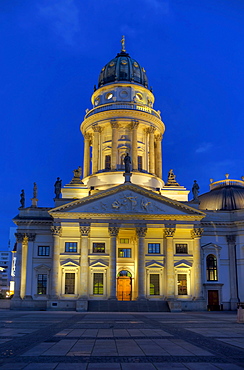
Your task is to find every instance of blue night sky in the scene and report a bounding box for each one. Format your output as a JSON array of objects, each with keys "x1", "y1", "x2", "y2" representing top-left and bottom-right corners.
[{"x1": 1, "y1": 0, "x2": 244, "y2": 249}]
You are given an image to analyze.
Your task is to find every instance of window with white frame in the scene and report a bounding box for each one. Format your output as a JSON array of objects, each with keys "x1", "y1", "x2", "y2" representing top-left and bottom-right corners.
[
  {"x1": 177, "y1": 274, "x2": 187, "y2": 295},
  {"x1": 65, "y1": 273, "x2": 75, "y2": 294},
  {"x1": 37, "y1": 274, "x2": 47, "y2": 294},
  {"x1": 93, "y1": 273, "x2": 103, "y2": 295},
  {"x1": 38, "y1": 246, "x2": 50, "y2": 256},
  {"x1": 65, "y1": 242, "x2": 77, "y2": 253},
  {"x1": 148, "y1": 243, "x2": 160, "y2": 254}
]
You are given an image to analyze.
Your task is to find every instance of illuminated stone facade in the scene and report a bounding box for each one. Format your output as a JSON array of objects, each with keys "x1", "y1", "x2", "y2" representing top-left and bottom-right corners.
[{"x1": 12, "y1": 44, "x2": 244, "y2": 311}]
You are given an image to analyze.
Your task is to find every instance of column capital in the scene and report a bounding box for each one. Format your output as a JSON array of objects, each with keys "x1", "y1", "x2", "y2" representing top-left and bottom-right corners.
[
  {"x1": 136, "y1": 226, "x2": 147, "y2": 238},
  {"x1": 108, "y1": 225, "x2": 119, "y2": 237},
  {"x1": 164, "y1": 226, "x2": 175, "y2": 238},
  {"x1": 26, "y1": 233, "x2": 36, "y2": 242},
  {"x1": 84, "y1": 133, "x2": 92, "y2": 141},
  {"x1": 155, "y1": 133, "x2": 162, "y2": 141},
  {"x1": 147, "y1": 126, "x2": 156, "y2": 134},
  {"x1": 131, "y1": 120, "x2": 139, "y2": 129},
  {"x1": 80, "y1": 225, "x2": 90, "y2": 237},
  {"x1": 92, "y1": 124, "x2": 101, "y2": 133},
  {"x1": 191, "y1": 227, "x2": 204, "y2": 239},
  {"x1": 110, "y1": 119, "x2": 119, "y2": 129},
  {"x1": 226, "y1": 235, "x2": 236, "y2": 244},
  {"x1": 51, "y1": 226, "x2": 62, "y2": 237},
  {"x1": 15, "y1": 233, "x2": 26, "y2": 243}
]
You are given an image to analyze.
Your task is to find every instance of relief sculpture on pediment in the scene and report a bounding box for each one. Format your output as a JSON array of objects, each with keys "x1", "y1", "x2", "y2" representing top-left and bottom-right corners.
[{"x1": 89, "y1": 191, "x2": 165, "y2": 213}]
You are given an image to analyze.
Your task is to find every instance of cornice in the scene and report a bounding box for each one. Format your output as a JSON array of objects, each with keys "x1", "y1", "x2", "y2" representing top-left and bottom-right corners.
[{"x1": 50, "y1": 212, "x2": 204, "y2": 221}]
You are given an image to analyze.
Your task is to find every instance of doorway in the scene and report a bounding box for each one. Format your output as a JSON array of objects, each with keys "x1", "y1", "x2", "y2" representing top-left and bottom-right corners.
[
  {"x1": 208, "y1": 290, "x2": 220, "y2": 311},
  {"x1": 117, "y1": 270, "x2": 132, "y2": 301}
]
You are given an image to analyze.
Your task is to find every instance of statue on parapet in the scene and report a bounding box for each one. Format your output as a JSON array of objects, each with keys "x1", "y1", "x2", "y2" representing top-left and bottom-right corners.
[
  {"x1": 192, "y1": 180, "x2": 200, "y2": 200},
  {"x1": 20, "y1": 189, "x2": 25, "y2": 208},
  {"x1": 124, "y1": 153, "x2": 131, "y2": 174},
  {"x1": 165, "y1": 169, "x2": 180, "y2": 186},
  {"x1": 54, "y1": 177, "x2": 62, "y2": 199}
]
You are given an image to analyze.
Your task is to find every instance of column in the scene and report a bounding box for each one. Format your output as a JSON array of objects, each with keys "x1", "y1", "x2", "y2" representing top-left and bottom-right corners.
[
  {"x1": 83, "y1": 133, "x2": 91, "y2": 178},
  {"x1": 131, "y1": 120, "x2": 139, "y2": 171},
  {"x1": 111, "y1": 120, "x2": 118, "y2": 170},
  {"x1": 79, "y1": 225, "x2": 90, "y2": 299},
  {"x1": 226, "y1": 235, "x2": 238, "y2": 309},
  {"x1": 20, "y1": 235, "x2": 28, "y2": 299},
  {"x1": 191, "y1": 227, "x2": 204, "y2": 299},
  {"x1": 165, "y1": 226, "x2": 176, "y2": 298},
  {"x1": 136, "y1": 226, "x2": 147, "y2": 300},
  {"x1": 148, "y1": 126, "x2": 155, "y2": 174},
  {"x1": 108, "y1": 225, "x2": 119, "y2": 299},
  {"x1": 92, "y1": 124, "x2": 101, "y2": 174},
  {"x1": 13, "y1": 233, "x2": 25, "y2": 299},
  {"x1": 25, "y1": 233, "x2": 36, "y2": 298},
  {"x1": 51, "y1": 226, "x2": 62, "y2": 298},
  {"x1": 155, "y1": 134, "x2": 162, "y2": 178}
]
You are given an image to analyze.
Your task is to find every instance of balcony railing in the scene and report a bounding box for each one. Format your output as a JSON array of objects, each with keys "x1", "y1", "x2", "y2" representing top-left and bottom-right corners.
[{"x1": 84, "y1": 102, "x2": 161, "y2": 119}]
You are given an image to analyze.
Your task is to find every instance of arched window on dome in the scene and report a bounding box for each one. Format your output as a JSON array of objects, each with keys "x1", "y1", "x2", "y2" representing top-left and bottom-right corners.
[{"x1": 206, "y1": 254, "x2": 218, "y2": 281}]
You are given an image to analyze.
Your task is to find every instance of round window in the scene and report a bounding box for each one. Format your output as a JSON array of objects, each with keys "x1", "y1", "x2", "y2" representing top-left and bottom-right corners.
[
  {"x1": 106, "y1": 92, "x2": 113, "y2": 100},
  {"x1": 135, "y1": 93, "x2": 143, "y2": 100}
]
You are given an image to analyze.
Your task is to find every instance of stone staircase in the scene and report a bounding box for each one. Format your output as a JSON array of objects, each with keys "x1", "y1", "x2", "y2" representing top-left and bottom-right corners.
[{"x1": 88, "y1": 300, "x2": 170, "y2": 312}]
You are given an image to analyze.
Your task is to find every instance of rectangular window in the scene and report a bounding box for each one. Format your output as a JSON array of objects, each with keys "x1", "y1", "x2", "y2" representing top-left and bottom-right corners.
[
  {"x1": 120, "y1": 238, "x2": 129, "y2": 244},
  {"x1": 105, "y1": 155, "x2": 111, "y2": 170},
  {"x1": 138, "y1": 156, "x2": 143, "y2": 171},
  {"x1": 175, "y1": 244, "x2": 188, "y2": 254},
  {"x1": 38, "y1": 246, "x2": 50, "y2": 256},
  {"x1": 93, "y1": 273, "x2": 103, "y2": 295},
  {"x1": 178, "y1": 274, "x2": 187, "y2": 295},
  {"x1": 118, "y1": 248, "x2": 131, "y2": 258},
  {"x1": 37, "y1": 274, "x2": 47, "y2": 295},
  {"x1": 93, "y1": 243, "x2": 105, "y2": 253},
  {"x1": 150, "y1": 274, "x2": 160, "y2": 295},
  {"x1": 65, "y1": 273, "x2": 75, "y2": 294},
  {"x1": 65, "y1": 242, "x2": 77, "y2": 253},
  {"x1": 148, "y1": 243, "x2": 160, "y2": 254}
]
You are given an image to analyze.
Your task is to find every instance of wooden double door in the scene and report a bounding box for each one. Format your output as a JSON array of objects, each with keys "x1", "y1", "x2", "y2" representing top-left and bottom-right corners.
[{"x1": 117, "y1": 276, "x2": 132, "y2": 301}]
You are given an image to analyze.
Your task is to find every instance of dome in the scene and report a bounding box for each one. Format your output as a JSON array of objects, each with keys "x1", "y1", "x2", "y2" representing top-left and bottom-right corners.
[
  {"x1": 98, "y1": 50, "x2": 149, "y2": 88},
  {"x1": 198, "y1": 178, "x2": 244, "y2": 211}
]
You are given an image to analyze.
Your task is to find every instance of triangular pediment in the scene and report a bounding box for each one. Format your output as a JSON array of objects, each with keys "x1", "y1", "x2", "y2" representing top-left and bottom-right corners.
[
  {"x1": 174, "y1": 260, "x2": 192, "y2": 268},
  {"x1": 89, "y1": 259, "x2": 108, "y2": 268},
  {"x1": 61, "y1": 259, "x2": 79, "y2": 267},
  {"x1": 146, "y1": 260, "x2": 164, "y2": 268},
  {"x1": 201, "y1": 243, "x2": 222, "y2": 251},
  {"x1": 49, "y1": 183, "x2": 205, "y2": 219}
]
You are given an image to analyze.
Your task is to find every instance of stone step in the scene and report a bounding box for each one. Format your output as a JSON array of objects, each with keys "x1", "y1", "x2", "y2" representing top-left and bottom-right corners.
[{"x1": 88, "y1": 300, "x2": 170, "y2": 312}]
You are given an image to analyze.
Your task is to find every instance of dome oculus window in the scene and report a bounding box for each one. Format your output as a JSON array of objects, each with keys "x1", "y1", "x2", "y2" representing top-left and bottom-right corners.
[
  {"x1": 94, "y1": 97, "x2": 100, "y2": 106},
  {"x1": 106, "y1": 92, "x2": 113, "y2": 100},
  {"x1": 135, "y1": 93, "x2": 143, "y2": 101}
]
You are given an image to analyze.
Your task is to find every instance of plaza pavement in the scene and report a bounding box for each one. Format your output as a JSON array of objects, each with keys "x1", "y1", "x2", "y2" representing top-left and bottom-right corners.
[{"x1": 0, "y1": 310, "x2": 243, "y2": 369}]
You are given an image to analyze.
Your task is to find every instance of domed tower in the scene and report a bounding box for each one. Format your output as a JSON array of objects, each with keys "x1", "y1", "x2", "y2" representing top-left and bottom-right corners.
[{"x1": 80, "y1": 38, "x2": 165, "y2": 191}]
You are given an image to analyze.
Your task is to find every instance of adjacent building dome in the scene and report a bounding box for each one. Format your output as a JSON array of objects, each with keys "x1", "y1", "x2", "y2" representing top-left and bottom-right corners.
[
  {"x1": 98, "y1": 50, "x2": 149, "y2": 88},
  {"x1": 199, "y1": 177, "x2": 244, "y2": 211}
]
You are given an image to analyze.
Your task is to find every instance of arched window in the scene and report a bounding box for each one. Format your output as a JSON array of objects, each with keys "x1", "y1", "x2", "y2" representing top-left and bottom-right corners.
[{"x1": 206, "y1": 254, "x2": 218, "y2": 281}]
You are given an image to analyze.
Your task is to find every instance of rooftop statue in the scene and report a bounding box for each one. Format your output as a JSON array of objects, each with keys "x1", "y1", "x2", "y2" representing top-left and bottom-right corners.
[
  {"x1": 192, "y1": 180, "x2": 200, "y2": 200},
  {"x1": 165, "y1": 169, "x2": 180, "y2": 186},
  {"x1": 70, "y1": 166, "x2": 83, "y2": 184},
  {"x1": 20, "y1": 189, "x2": 25, "y2": 208},
  {"x1": 54, "y1": 177, "x2": 62, "y2": 199},
  {"x1": 33, "y1": 182, "x2": 37, "y2": 199},
  {"x1": 124, "y1": 153, "x2": 131, "y2": 174}
]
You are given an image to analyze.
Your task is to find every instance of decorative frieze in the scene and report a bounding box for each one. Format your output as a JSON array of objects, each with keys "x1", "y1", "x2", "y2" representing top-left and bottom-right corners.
[
  {"x1": 191, "y1": 228, "x2": 204, "y2": 239},
  {"x1": 51, "y1": 226, "x2": 62, "y2": 237}
]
